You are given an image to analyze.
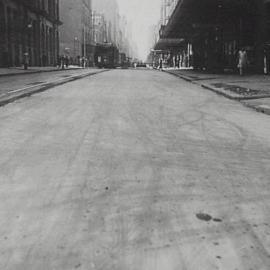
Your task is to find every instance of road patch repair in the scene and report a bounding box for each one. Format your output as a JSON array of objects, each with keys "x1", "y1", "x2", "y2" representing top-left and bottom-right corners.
[{"x1": 0, "y1": 69, "x2": 108, "y2": 107}]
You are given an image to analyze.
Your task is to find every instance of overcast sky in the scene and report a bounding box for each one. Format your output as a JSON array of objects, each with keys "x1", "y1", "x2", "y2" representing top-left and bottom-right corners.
[{"x1": 117, "y1": 0, "x2": 161, "y2": 60}]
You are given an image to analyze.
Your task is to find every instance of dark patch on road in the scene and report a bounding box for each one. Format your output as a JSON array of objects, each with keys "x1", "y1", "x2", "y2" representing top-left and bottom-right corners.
[
  {"x1": 196, "y1": 213, "x2": 212, "y2": 222},
  {"x1": 196, "y1": 213, "x2": 223, "y2": 223},
  {"x1": 193, "y1": 77, "x2": 220, "y2": 81},
  {"x1": 105, "y1": 187, "x2": 109, "y2": 190},
  {"x1": 26, "y1": 81, "x2": 45, "y2": 86},
  {"x1": 213, "y1": 218, "x2": 223, "y2": 223}
]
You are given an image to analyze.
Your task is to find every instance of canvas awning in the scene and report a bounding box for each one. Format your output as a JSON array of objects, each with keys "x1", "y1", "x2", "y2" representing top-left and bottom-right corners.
[
  {"x1": 154, "y1": 38, "x2": 186, "y2": 50},
  {"x1": 162, "y1": 0, "x2": 217, "y2": 39}
]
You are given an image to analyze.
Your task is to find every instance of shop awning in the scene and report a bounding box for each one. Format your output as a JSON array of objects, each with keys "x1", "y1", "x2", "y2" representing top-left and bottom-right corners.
[
  {"x1": 162, "y1": 0, "x2": 256, "y2": 39},
  {"x1": 162, "y1": 0, "x2": 217, "y2": 39},
  {"x1": 154, "y1": 38, "x2": 186, "y2": 50}
]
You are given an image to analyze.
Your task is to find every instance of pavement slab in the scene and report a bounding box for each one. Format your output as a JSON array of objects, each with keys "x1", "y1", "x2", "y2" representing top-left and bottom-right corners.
[{"x1": 0, "y1": 70, "x2": 270, "y2": 270}]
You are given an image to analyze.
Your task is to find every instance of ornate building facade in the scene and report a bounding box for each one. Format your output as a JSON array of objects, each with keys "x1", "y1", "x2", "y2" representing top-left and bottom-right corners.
[
  {"x1": 92, "y1": 0, "x2": 135, "y2": 60},
  {"x1": 0, "y1": 0, "x2": 61, "y2": 67}
]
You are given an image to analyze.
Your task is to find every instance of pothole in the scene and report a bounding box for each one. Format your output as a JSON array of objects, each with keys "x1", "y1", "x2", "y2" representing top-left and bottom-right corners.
[
  {"x1": 196, "y1": 213, "x2": 223, "y2": 223},
  {"x1": 196, "y1": 213, "x2": 212, "y2": 222}
]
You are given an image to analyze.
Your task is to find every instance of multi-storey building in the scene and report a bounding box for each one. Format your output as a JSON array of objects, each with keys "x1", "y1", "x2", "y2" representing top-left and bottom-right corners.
[
  {"x1": 92, "y1": 12, "x2": 107, "y2": 44},
  {"x1": 0, "y1": 0, "x2": 61, "y2": 67},
  {"x1": 160, "y1": 0, "x2": 178, "y2": 26},
  {"x1": 118, "y1": 15, "x2": 132, "y2": 58},
  {"x1": 92, "y1": 0, "x2": 119, "y2": 46},
  {"x1": 59, "y1": 0, "x2": 92, "y2": 65},
  {"x1": 92, "y1": 0, "x2": 134, "y2": 60}
]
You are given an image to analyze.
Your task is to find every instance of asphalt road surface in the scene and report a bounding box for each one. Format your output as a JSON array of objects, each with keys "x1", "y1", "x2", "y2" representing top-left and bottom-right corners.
[{"x1": 0, "y1": 70, "x2": 270, "y2": 270}]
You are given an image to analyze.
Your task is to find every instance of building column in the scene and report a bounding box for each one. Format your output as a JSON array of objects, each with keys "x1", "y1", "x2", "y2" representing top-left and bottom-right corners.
[
  {"x1": 254, "y1": 0, "x2": 265, "y2": 74},
  {"x1": 0, "y1": 1, "x2": 8, "y2": 67},
  {"x1": 41, "y1": 22, "x2": 46, "y2": 66},
  {"x1": 35, "y1": 18, "x2": 41, "y2": 66}
]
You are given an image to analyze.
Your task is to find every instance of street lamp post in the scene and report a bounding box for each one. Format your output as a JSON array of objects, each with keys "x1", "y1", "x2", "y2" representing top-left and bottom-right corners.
[
  {"x1": 82, "y1": 26, "x2": 86, "y2": 68},
  {"x1": 23, "y1": 22, "x2": 33, "y2": 70},
  {"x1": 74, "y1": 37, "x2": 78, "y2": 64}
]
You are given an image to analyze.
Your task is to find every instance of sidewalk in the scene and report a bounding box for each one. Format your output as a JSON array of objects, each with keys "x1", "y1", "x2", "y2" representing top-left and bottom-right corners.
[
  {"x1": 165, "y1": 69, "x2": 270, "y2": 115},
  {"x1": 0, "y1": 68, "x2": 108, "y2": 107},
  {"x1": 0, "y1": 65, "x2": 83, "y2": 77}
]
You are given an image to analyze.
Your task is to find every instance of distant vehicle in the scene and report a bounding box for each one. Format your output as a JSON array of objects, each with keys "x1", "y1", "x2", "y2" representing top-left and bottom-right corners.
[
  {"x1": 119, "y1": 53, "x2": 129, "y2": 69},
  {"x1": 94, "y1": 43, "x2": 119, "y2": 69},
  {"x1": 136, "y1": 62, "x2": 147, "y2": 68}
]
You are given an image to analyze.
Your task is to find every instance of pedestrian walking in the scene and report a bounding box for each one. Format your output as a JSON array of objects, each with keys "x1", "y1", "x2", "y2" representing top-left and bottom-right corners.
[
  {"x1": 238, "y1": 48, "x2": 248, "y2": 76},
  {"x1": 60, "y1": 55, "x2": 65, "y2": 69},
  {"x1": 159, "y1": 58, "x2": 163, "y2": 70},
  {"x1": 65, "y1": 56, "x2": 69, "y2": 68},
  {"x1": 81, "y1": 57, "x2": 85, "y2": 68},
  {"x1": 57, "y1": 55, "x2": 61, "y2": 68},
  {"x1": 42, "y1": 54, "x2": 47, "y2": 67},
  {"x1": 84, "y1": 57, "x2": 88, "y2": 68},
  {"x1": 23, "y1": 52, "x2": 29, "y2": 70}
]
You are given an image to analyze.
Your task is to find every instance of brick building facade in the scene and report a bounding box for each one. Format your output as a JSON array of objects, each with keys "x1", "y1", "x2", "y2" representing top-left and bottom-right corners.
[{"x1": 0, "y1": 0, "x2": 61, "y2": 67}]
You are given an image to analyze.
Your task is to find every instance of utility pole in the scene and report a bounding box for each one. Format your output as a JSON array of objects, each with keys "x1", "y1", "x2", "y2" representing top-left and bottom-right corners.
[
  {"x1": 83, "y1": 25, "x2": 86, "y2": 68},
  {"x1": 83, "y1": 26, "x2": 86, "y2": 57},
  {"x1": 74, "y1": 37, "x2": 78, "y2": 64}
]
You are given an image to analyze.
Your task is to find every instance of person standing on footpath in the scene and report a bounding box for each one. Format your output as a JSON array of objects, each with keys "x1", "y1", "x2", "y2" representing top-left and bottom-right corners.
[
  {"x1": 65, "y1": 56, "x2": 69, "y2": 68},
  {"x1": 57, "y1": 55, "x2": 61, "y2": 68},
  {"x1": 23, "y1": 53, "x2": 29, "y2": 70},
  {"x1": 159, "y1": 57, "x2": 163, "y2": 70},
  {"x1": 238, "y1": 48, "x2": 248, "y2": 76},
  {"x1": 60, "y1": 55, "x2": 65, "y2": 69}
]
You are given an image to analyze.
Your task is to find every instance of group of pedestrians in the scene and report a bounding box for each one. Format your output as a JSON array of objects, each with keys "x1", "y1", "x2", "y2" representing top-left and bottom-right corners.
[
  {"x1": 57, "y1": 55, "x2": 69, "y2": 69},
  {"x1": 57, "y1": 55, "x2": 89, "y2": 69},
  {"x1": 158, "y1": 49, "x2": 249, "y2": 75}
]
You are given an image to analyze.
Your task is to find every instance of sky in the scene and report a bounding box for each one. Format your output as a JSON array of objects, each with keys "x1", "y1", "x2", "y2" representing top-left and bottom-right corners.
[{"x1": 117, "y1": 0, "x2": 161, "y2": 60}]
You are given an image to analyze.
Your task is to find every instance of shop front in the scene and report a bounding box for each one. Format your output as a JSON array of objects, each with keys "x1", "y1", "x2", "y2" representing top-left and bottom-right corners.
[{"x1": 156, "y1": 0, "x2": 269, "y2": 73}]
